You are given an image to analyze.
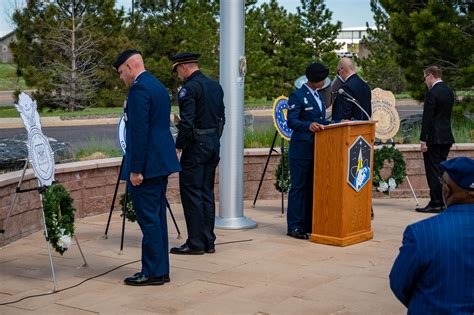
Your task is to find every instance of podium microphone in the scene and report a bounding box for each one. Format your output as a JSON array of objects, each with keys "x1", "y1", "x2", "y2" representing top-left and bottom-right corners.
[{"x1": 337, "y1": 89, "x2": 371, "y2": 121}]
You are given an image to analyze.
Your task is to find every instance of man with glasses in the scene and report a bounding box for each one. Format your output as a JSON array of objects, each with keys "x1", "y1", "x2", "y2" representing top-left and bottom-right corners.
[
  {"x1": 332, "y1": 57, "x2": 371, "y2": 122},
  {"x1": 416, "y1": 65, "x2": 455, "y2": 213},
  {"x1": 390, "y1": 157, "x2": 474, "y2": 314}
]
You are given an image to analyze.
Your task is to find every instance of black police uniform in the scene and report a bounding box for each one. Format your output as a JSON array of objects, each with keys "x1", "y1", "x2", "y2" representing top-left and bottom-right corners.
[{"x1": 175, "y1": 70, "x2": 225, "y2": 252}]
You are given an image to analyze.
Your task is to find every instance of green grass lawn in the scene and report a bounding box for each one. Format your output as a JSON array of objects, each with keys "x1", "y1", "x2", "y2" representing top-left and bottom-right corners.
[{"x1": 0, "y1": 64, "x2": 28, "y2": 90}]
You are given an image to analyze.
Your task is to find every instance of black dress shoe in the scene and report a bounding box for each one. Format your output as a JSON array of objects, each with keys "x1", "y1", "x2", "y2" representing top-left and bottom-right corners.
[
  {"x1": 170, "y1": 243, "x2": 205, "y2": 255},
  {"x1": 205, "y1": 247, "x2": 215, "y2": 254},
  {"x1": 415, "y1": 204, "x2": 443, "y2": 213},
  {"x1": 124, "y1": 273, "x2": 165, "y2": 286},
  {"x1": 287, "y1": 228, "x2": 309, "y2": 240},
  {"x1": 133, "y1": 272, "x2": 170, "y2": 282}
]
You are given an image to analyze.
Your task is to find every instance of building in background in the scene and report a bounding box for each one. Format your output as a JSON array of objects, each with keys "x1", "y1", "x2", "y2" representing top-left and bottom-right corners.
[
  {"x1": 335, "y1": 26, "x2": 375, "y2": 59},
  {"x1": 0, "y1": 31, "x2": 15, "y2": 63}
]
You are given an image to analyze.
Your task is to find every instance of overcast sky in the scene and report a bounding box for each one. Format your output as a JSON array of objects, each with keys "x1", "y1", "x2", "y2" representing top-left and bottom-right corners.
[{"x1": 1, "y1": 0, "x2": 374, "y2": 37}]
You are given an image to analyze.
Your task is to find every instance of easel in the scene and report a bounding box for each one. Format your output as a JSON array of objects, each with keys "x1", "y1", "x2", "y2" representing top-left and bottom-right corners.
[
  {"x1": 103, "y1": 157, "x2": 182, "y2": 254},
  {"x1": 252, "y1": 130, "x2": 287, "y2": 215},
  {"x1": 374, "y1": 139, "x2": 419, "y2": 205},
  {"x1": 0, "y1": 159, "x2": 88, "y2": 292}
]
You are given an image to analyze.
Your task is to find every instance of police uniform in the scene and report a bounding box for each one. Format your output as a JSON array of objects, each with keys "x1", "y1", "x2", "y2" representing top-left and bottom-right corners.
[
  {"x1": 169, "y1": 53, "x2": 225, "y2": 254},
  {"x1": 287, "y1": 62, "x2": 330, "y2": 239},
  {"x1": 113, "y1": 49, "x2": 181, "y2": 285}
]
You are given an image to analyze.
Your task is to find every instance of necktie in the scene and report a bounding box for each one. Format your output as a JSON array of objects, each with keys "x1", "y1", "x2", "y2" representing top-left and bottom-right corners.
[{"x1": 314, "y1": 92, "x2": 322, "y2": 111}]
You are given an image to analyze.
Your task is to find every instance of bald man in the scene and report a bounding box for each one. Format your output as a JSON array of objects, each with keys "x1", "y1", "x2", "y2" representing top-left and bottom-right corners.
[
  {"x1": 332, "y1": 57, "x2": 371, "y2": 122},
  {"x1": 113, "y1": 49, "x2": 181, "y2": 286}
]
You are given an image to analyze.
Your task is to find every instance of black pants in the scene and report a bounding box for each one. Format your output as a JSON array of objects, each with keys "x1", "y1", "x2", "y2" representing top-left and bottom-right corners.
[
  {"x1": 423, "y1": 144, "x2": 451, "y2": 206},
  {"x1": 179, "y1": 135, "x2": 220, "y2": 250}
]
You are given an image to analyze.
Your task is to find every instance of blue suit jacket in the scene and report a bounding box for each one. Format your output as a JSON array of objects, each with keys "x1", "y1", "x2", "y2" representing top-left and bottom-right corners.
[
  {"x1": 390, "y1": 203, "x2": 474, "y2": 314},
  {"x1": 287, "y1": 85, "x2": 329, "y2": 160},
  {"x1": 332, "y1": 74, "x2": 371, "y2": 122},
  {"x1": 121, "y1": 71, "x2": 181, "y2": 180}
]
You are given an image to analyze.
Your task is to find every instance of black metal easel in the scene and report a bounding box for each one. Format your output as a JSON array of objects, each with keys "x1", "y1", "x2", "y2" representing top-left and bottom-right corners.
[
  {"x1": 252, "y1": 130, "x2": 287, "y2": 215},
  {"x1": 103, "y1": 157, "x2": 181, "y2": 253}
]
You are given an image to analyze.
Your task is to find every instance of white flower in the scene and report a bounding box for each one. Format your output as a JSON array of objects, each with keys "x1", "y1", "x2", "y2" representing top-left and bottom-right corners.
[
  {"x1": 377, "y1": 181, "x2": 389, "y2": 192},
  {"x1": 57, "y1": 234, "x2": 72, "y2": 249},
  {"x1": 388, "y1": 178, "x2": 397, "y2": 191}
]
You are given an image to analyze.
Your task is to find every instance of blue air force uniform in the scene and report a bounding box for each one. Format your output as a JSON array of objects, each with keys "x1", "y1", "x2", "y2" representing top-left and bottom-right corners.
[
  {"x1": 171, "y1": 54, "x2": 225, "y2": 253},
  {"x1": 122, "y1": 70, "x2": 181, "y2": 277},
  {"x1": 286, "y1": 62, "x2": 330, "y2": 239}
]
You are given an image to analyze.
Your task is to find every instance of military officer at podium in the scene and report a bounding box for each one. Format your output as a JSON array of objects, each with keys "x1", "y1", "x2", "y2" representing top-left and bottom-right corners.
[
  {"x1": 113, "y1": 49, "x2": 181, "y2": 285},
  {"x1": 169, "y1": 52, "x2": 225, "y2": 255},
  {"x1": 286, "y1": 62, "x2": 330, "y2": 239}
]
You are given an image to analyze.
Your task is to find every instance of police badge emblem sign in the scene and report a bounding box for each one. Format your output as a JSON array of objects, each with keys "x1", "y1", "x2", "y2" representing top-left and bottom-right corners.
[
  {"x1": 117, "y1": 113, "x2": 126, "y2": 155},
  {"x1": 272, "y1": 96, "x2": 293, "y2": 141},
  {"x1": 15, "y1": 92, "x2": 55, "y2": 186},
  {"x1": 347, "y1": 136, "x2": 372, "y2": 192}
]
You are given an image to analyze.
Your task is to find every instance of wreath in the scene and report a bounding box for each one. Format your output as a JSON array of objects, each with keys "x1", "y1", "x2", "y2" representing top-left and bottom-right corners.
[
  {"x1": 275, "y1": 149, "x2": 291, "y2": 193},
  {"x1": 120, "y1": 192, "x2": 136, "y2": 222},
  {"x1": 373, "y1": 146, "x2": 406, "y2": 194},
  {"x1": 42, "y1": 184, "x2": 76, "y2": 255}
]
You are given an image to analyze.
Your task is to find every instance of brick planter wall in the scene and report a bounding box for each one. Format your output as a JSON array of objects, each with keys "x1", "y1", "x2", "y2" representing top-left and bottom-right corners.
[{"x1": 1, "y1": 144, "x2": 473, "y2": 246}]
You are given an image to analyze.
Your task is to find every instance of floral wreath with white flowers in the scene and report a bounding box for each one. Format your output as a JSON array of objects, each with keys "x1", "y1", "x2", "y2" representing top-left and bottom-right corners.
[
  {"x1": 373, "y1": 146, "x2": 406, "y2": 194},
  {"x1": 42, "y1": 184, "x2": 76, "y2": 255}
]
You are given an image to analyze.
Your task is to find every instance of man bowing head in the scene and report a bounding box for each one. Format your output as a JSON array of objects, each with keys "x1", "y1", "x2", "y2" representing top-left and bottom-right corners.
[{"x1": 113, "y1": 49, "x2": 181, "y2": 286}]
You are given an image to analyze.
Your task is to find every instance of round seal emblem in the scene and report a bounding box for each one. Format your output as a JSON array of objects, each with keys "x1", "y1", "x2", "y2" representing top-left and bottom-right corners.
[
  {"x1": 272, "y1": 96, "x2": 292, "y2": 141},
  {"x1": 28, "y1": 127, "x2": 55, "y2": 186},
  {"x1": 371, "y1": 88, "x2": 400, "y2": 141},
  {"x1": 118, "y1": 113, "x2": 126, "y2": 155}
]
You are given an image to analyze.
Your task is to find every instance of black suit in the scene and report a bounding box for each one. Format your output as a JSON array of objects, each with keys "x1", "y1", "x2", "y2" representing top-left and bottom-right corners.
[
  {"x1": 332, "y1": 74, "x2": 371, "y2": 121},
  {"x1": 420, "y1": 81, "x2": 454, "y2": 206}
]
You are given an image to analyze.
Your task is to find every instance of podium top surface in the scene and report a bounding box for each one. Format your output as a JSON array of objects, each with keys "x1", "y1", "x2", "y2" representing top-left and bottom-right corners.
[{"x1": 317, "y1": 120, "x2": 376, "y2": 132}]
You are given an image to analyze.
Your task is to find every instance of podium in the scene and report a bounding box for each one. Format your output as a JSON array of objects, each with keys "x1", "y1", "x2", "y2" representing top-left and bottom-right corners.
[{"x1": 311, "y1": 121, "x2": 375, "y2": 246}]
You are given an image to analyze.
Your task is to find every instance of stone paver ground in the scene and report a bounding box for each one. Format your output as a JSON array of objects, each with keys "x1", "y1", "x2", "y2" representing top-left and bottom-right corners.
[{"x1": 0, "y1": 198, "x2": 432, "y2": 314}]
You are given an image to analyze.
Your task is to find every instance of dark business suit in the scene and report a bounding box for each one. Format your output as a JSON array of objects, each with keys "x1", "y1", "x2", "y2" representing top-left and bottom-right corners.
[
  {"x1": 420, "y1": 81, "x2": 454, "y2": 207},
  {"x1": 332, "y1": 73, "x2": 371, "y2": 121},
  {"x1": 287, "y1": 85, "x2": 329, "y2": 233},
  {"x1": 390, "y1": 203, "x2": 474, "y2": 314},
  {"x1": 122, "y1": 71, "x2": 181, "y2": 277}
]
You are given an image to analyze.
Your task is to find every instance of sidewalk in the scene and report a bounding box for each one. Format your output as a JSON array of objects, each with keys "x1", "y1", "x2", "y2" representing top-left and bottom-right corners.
[{"x1": 0, "y1": 198, "x2": 429, "y2": 314}]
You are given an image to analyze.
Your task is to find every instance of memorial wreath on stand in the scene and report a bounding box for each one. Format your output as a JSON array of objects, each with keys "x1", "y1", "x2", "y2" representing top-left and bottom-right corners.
[
  {"x1": 120, "y1": 192, "x2": 136, "y2": 222},
  {"x1": 373, "y1": 146, "x2": 406, "y2": 194},
  {"x1": 275, "y1": 150, "x2": 291, "y2": 193},
  {"x1": 43, "y1": 184, "x2": 76, "y2": 255}
]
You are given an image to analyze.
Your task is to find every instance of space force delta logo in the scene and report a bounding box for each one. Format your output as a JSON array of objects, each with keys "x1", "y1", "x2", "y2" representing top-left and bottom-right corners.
[{"x1": 347, "y1": 136, "x2": 372, "y2": 192}]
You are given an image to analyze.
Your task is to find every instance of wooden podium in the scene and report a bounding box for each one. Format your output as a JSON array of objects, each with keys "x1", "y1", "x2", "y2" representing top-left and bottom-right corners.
[{"x1": 311, "y1": 121, "x2": 375, "y2": 246}]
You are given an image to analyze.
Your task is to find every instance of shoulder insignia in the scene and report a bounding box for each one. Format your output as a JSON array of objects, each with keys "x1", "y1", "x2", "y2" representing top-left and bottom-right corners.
[{"x1": 179, "y1": 88, "x2": 187, "y2": 99}]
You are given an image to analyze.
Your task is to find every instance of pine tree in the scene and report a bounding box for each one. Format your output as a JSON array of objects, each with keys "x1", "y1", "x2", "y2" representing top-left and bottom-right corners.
[
  {"x1": 10, "y1": 0, "x2": 128, "y2": 110},
  {"x1": 296, "y1": 0, "x2": 342, "y2": 73},
  {"x1": 357, "y1": 0, "x2": 406, "y2": 93},
  {"x1": 377, "y1": 0, "x2": 473, "y2": 100}
]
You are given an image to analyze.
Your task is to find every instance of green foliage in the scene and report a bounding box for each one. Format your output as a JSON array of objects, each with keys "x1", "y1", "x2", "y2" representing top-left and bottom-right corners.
[
  {"x1": 244, "y1": 126, "x2": 283, "y2": 148},
  {"x1": 10, "y1": 0, "x2": 130, "y2": 110},
  {"x1": 373, "y1": 146, "x2": 406, "y2": 194},
  {"x1": 377, "y1": 0, "x2": 473, "y2": 100},
  {"x1": 0, "y1": 64, "x2": 27, "y2": 91},
  {"x1": 132, "y1": 0, "x2": 219, "y2": 104},
  {"x1": 245, "y1": 0, "x2": 341, "y2": 99},
  {"x1": 76, "y1": 136, "x2": 122, "y2": 160},
  {"x1": 275, "y1": 148, "x2": 290, "y2": 193},
  {"x1": 357, "y1": 1, "x2": 406, "y2": 93},
  {"x1": 120, "y1": 192, "x2": 136, "y2": 222},
  {"x1": 42, "y1": 184, "x2": 76, "y2": 255}
]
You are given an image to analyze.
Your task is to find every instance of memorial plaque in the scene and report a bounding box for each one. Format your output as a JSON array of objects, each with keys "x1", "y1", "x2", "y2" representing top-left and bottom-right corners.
[{"x1": 371, "y1": 88, "x2": 400, "y2": 141}]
